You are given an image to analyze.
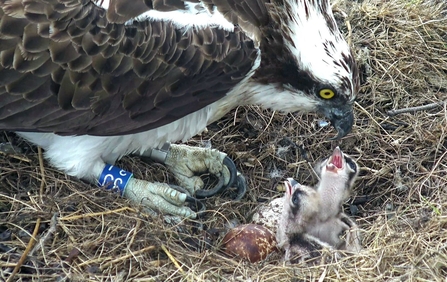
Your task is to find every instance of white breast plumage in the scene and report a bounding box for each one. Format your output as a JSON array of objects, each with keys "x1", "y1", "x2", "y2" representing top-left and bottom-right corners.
[{"x1": 0, "y1": 0, "x2": 359, "y2": 218}]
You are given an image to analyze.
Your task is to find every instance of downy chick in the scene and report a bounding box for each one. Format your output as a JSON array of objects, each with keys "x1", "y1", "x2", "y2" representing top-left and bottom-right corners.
[
  {"x1": 278, "y1": 147, "x2": 362, "y2": 262},
  {"x1": 307, "y1": 147, "x2": 361, "y2": 251},
  {"x1": 276, "y1": 178, "x2": 330, "y2": 263}
]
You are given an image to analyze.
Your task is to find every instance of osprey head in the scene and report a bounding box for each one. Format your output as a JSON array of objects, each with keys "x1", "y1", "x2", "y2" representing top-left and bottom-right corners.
[
  {"x1": 283, "y1": 178, "x2": 320, "y2": 224},
  {"x1": 277, "y1": 178, "x2": 320, "y2": 249},
  {"x1": 253, "y1": 0, "x2": 359, "y2": 139},
  {"x1": 316, "y1": 146, "x2": 359, "y2": 187},
  {"x1": 314, "y1": 147, "x2": 359, "y2": 210}
]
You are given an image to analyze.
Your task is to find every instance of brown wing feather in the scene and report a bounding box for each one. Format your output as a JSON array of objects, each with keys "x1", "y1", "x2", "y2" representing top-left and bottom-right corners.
[
  {"x1": 106, "y1": 0, "x2": 270, "y2": 40},
  {"x1": 0, "y1": 0, "x2": 257, "y2": 136},
  {"x1": 106, "y1": 0, "x2": 200, "y2": 23},
  {"x1": 200, "y1": 0, "x2": 270, "y2": 41}
]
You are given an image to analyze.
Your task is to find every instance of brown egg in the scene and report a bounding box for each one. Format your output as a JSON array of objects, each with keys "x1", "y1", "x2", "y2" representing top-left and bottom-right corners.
[{"x1": 221, "y1": 224, "x2": 277, "y2": 263}]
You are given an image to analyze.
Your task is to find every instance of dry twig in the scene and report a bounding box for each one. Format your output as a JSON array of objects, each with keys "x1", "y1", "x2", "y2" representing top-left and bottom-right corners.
[{"x1": 387, "y1": 100, "x2": 446, "y2": 116}]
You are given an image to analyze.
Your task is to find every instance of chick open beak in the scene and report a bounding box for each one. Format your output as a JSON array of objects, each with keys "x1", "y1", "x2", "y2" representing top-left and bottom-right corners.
[{"x1": 326, "y1": 146, "x2": 344, "y2": 172}]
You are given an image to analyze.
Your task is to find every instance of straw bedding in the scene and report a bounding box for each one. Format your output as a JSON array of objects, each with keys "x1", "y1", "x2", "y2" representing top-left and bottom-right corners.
[{"x1": 1, "y1": 0, "x2": 446, "y2": 280}]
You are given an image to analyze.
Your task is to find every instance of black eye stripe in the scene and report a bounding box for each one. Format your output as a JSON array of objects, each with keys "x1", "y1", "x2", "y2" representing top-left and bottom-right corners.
[
  {"x1": 291, "y1": 189, "x2": 305, "y2": 216},
  {"x1": 344, "y1": 156, "x2": 357, "y2": 173},
  {"x1": 292, "y1": 189, "x2": 305, "y2": 205}
]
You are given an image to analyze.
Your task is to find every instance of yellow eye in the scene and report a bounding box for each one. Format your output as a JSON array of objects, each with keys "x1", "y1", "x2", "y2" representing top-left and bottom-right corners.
[{"x1": 319, "y1": 89, "x2": 335, "y2": 99}]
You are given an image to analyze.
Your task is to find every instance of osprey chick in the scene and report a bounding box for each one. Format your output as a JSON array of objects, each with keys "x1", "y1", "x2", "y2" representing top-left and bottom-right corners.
[
  {"x1": 277, "y1": 148, "x2": 361, "y2": 262},
  {"x1": 0, "y1": 0, "x2": 359, "y2": 217}
]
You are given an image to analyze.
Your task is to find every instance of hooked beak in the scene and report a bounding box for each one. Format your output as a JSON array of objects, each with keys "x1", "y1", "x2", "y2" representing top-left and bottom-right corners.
[
  {"x1": 285, "y1": 178, "x2": 299, "y2": 195},
  {"x1": 321, "y1": 104, "x2": 354, "y2": 140}
]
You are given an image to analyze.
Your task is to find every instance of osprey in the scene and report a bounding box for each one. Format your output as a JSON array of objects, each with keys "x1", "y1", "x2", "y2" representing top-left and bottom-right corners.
[{"x1": 0, "y1": 0, "x2": 359, "y2": 217}]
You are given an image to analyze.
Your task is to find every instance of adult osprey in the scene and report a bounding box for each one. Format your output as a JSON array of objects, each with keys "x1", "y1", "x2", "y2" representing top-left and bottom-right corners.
[{"x1": 0, "y1": 0, "x2": 359, "y2": 217}]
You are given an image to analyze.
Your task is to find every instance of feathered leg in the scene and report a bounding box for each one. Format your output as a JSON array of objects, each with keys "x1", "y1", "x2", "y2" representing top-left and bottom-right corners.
[{"x1": 18, "y1": 133, "x2": 245, "y2": 218}]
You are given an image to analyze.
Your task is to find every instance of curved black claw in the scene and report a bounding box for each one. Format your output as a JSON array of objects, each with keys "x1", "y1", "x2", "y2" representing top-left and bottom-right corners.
[
  {"x1": 232, "y1": 173, "x2": 247, "y2": 201},
  {"x1": 195, "y1": 156, "x2": 237, "y2": 199},
  {"x1": 169, "y1": 184, "x2": 206, "y2": 217},
  {"x1": 185, "y1": 196, "x2": 206, "y2": 217}
]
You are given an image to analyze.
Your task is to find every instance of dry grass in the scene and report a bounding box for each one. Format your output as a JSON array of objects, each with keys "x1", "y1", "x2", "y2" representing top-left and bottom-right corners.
[{"x1": 1, "y1": 0, "x2": 447, "y2": 280}]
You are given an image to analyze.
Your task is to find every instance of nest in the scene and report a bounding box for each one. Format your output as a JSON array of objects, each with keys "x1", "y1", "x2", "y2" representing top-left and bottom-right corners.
[{"x1": 1, "y1": 0, "x2": 447, "y2": 280}]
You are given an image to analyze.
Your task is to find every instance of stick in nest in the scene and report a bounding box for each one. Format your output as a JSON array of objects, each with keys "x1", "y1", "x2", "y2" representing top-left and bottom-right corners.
[
  {"x1": 161, "y1": 244, "x2": 185, "y2": 274},
  {"x1": 387, "y1": 100, "x2": 446, "y2": 116},
  {"x1": 6, "y1": 218, "x2": 41, "y2": 282},
  {"x1": 30, "y1": 213, "x2": 59, "y2": 256}
]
